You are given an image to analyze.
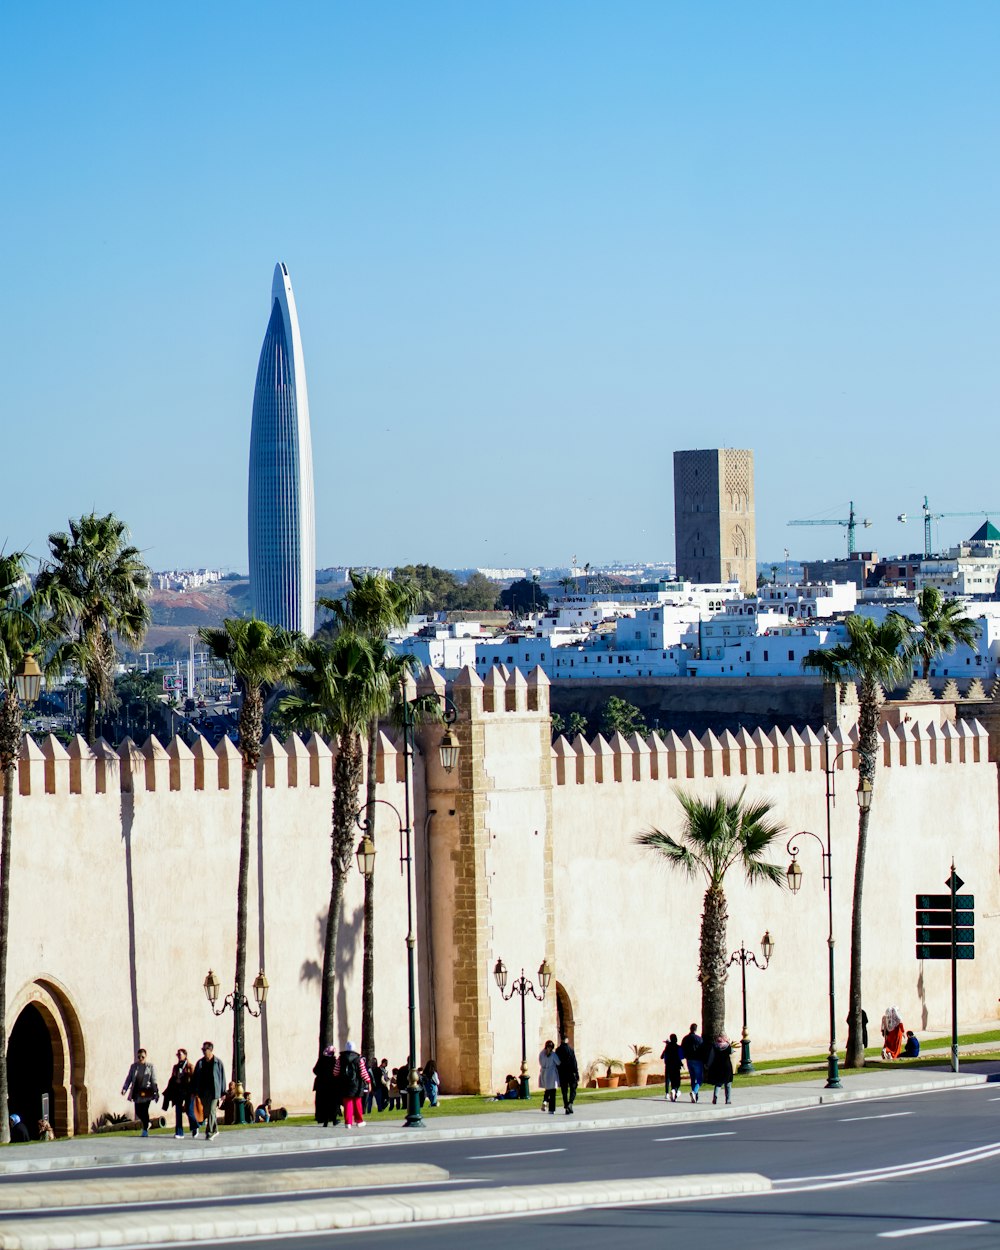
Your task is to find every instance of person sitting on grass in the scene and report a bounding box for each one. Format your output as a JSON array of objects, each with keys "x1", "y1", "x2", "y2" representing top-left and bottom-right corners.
[{"x1": 903, "y1": 1030, "x2": 920, "y2": 1058}]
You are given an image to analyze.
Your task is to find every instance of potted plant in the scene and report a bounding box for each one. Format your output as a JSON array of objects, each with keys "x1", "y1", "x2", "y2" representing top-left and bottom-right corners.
[
  {"x1": 624, "y1": 1044, "x2": 652, "y2": 1087},
  {"x1": 595, "y1": 1056, "x2": 624, "y2": 1088}
]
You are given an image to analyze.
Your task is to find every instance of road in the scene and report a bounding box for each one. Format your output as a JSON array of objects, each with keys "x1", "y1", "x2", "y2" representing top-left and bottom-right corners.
[{"x1": 1, "y1": 1083, "x2": 997, "y2": 1247}]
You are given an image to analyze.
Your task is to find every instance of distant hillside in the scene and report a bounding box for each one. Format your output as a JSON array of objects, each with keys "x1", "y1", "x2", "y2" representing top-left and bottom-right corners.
[{"x1": 142, "y1": 579, "x2": 342, "y2": 656}]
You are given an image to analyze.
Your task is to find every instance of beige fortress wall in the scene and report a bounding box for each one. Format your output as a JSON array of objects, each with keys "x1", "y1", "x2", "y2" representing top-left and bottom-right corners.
[
  {"x1": 6, "y1": 667, "x2": 1000, "y2": 1133},
  {"x1": 551, "y1": 718, "x2": 1000, "y2": 1081},
  {"x1": 3, "y1": 730, "x2": 425, "y2": 1136}
]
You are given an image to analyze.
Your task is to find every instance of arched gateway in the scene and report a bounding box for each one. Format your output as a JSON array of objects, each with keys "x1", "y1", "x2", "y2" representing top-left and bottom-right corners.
[{"x1": 7, "y1": 978, "x2": 88, "y2": 1138}]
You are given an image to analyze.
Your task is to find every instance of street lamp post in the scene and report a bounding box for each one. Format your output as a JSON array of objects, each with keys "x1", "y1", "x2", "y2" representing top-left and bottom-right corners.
[
  {"x1": 727, "y1": 930, "x2": 773, "y2": 1074},
  {"x1": 785, "y1": 729, "x2": 871, "y2": 1091},
  {"x1": 354, "y1": 685, "x2": 460, "y2": 1129},
  {"x1": 492, "y1": 958, "x2": 552, "y2": 1098},
  {"x1": 203, "y1": 968, "x2": 270, "y2": 1021}
]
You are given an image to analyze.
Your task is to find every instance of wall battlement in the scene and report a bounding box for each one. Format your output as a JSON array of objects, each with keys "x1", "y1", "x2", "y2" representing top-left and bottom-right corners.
[
  {"x1": 0, "y1": 729, "x2": 417, "y2": 798},
  {"x1": 552, "y1": 719, "x2": 990, "y2": 785}
]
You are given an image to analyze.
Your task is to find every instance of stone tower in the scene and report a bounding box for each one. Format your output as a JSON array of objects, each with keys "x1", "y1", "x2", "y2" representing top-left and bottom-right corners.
[{"x1": 673, "y1": 448, "x2": 756, "y2": 592}]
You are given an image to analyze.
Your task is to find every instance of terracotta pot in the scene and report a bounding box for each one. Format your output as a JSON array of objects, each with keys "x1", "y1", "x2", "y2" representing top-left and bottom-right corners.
[
  {"x1": 606, "y1": 1074, "x2": 621, "y2": 1088},
  {"x1": 624, "y1": 1062, "x2": 650, "y2": 1087},
  {"x1": 596, "y1": 1076, "x2": 610, "y2": 1088}
]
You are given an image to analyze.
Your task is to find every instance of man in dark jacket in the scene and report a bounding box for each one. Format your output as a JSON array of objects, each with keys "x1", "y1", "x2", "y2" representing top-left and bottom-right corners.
[
  {"x1": 681, "y1": 1024, "x2": 703, "y2": 1102},
  {"x1": 191, "y1": 1041, "x2": 226, "y2": 1140},
  {"x1": 555, "y1": 1037, "x2": 580, "y2": 1114}
]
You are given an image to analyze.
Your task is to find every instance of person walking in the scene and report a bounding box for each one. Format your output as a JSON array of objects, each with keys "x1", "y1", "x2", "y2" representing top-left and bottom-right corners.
[
  {"x1": 681, "y1": 1023, "x2": 703, "y2": 1102},
  {"x1": 661, "y1": 1034, "x2": 683, "y2": 1102},
  {"x1": 333, "y1": 1042, "x2": 370, "y2": 1128},
  {"x1": 162, "y1": 1047, "x2": 196, "y2": 1139},
  {"x1": 312, "y1": 1046, "x2": 340, "y2": 1127},
  {"x1": 538, "y1": 1039, "x2": 561, "y2": 1114},
  {"x1": 705, "y1": 1033, "x2": 734, "y2": 1105},
  {"x1": 191, "y1": 1040, "x2": 225, "y2": 1140},
  {"x1": 120, "y1": 1047, "x2": 159, "y2": 1137},
  {"x1": 555, "y1": 1036, "x2": 579, "y2": 1114},
  {"x1": 420, "y1": 1059, "x2": 440, "y2": 1108}
]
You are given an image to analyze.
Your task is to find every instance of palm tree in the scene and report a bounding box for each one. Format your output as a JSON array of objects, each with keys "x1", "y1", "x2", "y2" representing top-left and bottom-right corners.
[
  {"x1": 32, "y1": 514, "x2": 151, "y2": 742},
  {"x1": 0, "y1": 553, "x2": 40, "y2": 1143},
  {"x1": 636, "y1": 789, "x2": 785, "y2": 1040},
  {"x1": 803, "y1": 612, "x2": 914, "y2": 1066},
  {"x1": 279, "y1": 631, "x2": 392, "y2": 1052},
  {"x1": 198, "y1": 618, "x2": 300, "y2": 1085},
  {"x1": 320, "y1": 573, "x2": 418, "y2": 1059},
  {"x1": 910, "y1": 587, "x2": 980, "y2": 681}
]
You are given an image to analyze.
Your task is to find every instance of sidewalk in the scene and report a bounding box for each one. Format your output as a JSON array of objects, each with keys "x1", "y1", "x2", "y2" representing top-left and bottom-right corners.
[{"x1": 2, "y1": 1062, "x2": 994, "y2": 1176}]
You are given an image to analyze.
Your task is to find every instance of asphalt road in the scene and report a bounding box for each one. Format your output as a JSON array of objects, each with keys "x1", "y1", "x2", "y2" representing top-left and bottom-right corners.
[{"x1": 3, "y1": 1084, "x2": 998, "y2": 1247}]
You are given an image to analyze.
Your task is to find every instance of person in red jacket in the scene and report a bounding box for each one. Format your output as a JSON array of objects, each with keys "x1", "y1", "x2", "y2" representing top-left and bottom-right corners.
[{"x1": 332, "y1": 1042, "x2": 370, "y2": 1128}]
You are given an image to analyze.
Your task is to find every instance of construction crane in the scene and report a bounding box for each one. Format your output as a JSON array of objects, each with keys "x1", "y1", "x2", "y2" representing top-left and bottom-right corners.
[
  {"x1": 897, "y1": 496, "x2": 1000, "y2": 559},
  {"x1": 787, "y1": 501, "x2": 872, "y2": 558}
]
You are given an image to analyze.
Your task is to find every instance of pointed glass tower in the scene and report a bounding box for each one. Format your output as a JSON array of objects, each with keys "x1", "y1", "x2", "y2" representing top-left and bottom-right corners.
[{"x1": 248, "y1": 263, "x2": 316, "y2": 636}]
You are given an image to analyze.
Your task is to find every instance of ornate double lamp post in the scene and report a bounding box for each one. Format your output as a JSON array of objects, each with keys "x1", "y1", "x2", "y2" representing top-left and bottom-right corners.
[
  {"x1": 493, "y1": 958, "x2": 552, "y2": 1098},
  {"x1": 354, "y1": 688, "x2": 460, "y2": 1129},
  {"x1": 727, "y1": 930, "x2": 773, "y2": 1074},
  {"x1": 785, "y1": 741, "x2": 871, "y2": 1092},
  {"x1": 203, "y1": 968, "x2": 270, "y2": 1020}
]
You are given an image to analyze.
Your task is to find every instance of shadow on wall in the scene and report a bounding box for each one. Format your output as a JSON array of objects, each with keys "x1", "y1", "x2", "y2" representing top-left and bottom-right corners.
[
  {"x1": 298, "y1": 904, "x2": 364, "y2": 1049},
  {"x1": 917, "y1": 963, "x2": 929, "y2": 1031},
  {"x1": 120, "y1": 790, "x2": 140, "y2": 1055}
]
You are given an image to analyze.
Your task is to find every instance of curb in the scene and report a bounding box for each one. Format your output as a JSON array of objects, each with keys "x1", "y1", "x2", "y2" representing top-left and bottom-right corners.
[
  {"x1": 0, "y1": 1163, "x2": 448, "y2": 1211},
  {"x1": 0, "y1": 1173, "x2": 772, "y2": 1248},
  {"x1": 0, "y1": 1072, "x2": 987, "y2": 1177}
]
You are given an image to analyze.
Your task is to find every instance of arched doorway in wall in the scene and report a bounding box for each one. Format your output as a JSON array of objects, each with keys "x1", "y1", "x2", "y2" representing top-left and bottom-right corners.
[
  {"x1": 555, "y1": 981, "x2": 575, "y2": 1048},
  {"x1": 7, "y1": 978, "x2": 88, "y2": 1138},
  {"x1": 8, "y1": 1005, "x2": 53, "y2": 1138}
]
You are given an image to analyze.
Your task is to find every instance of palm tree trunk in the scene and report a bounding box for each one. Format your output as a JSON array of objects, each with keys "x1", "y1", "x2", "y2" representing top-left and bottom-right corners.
[
  {"x1": 0, "y1": 767, "x2": 14, "y2": 1144},
  {"x1": 0, "y1": 694, "x2": 22, "y2": 1144},
  {"x1": 321, "y1": 734, "x2": 363, "y2": 1052},
  {"x1": 85, "y1": 683, "x2": 97, "y2": 743},
  {"x1": 846, "y1": 677, "x2": 880, "y2": 1068},
  {"x1": 233, "y1": 763, "x2": 253, "y2": 1086},
  {"x1": 700, "y1": 884, "x2": 728, "y2": 1040},
  {"x1": 360, "y1": 715, "x2": 378, "y2": 1060},
  {"x1": 845, "y1": 805, "x2": 872, "y2": 1066}
]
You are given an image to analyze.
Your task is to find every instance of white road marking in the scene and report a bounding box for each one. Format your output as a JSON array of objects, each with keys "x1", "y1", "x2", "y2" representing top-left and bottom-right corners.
[
  {"x1": 776, "y1": 1140, "x2": 1000, "y2": 1191},
  {"x1": 988, "y1": 1096, "x2": 1000, "y2": 1101},
  {"x1": 838, "y1": 1111, "x2": 914, "y2": 1122},
  {"x1": 879, "y1": 1220, "x2": 989, "y2": 1239},
  {"x1": 653, "y1": 1132, "x2": 736, "y2": 1142},
  {"x1": 466, "y1": 1147, "x2": 566, "y2": 1160}
]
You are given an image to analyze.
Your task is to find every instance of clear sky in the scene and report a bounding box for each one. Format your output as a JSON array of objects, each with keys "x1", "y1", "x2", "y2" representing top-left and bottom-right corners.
[{"x1": 3, "y1": 2, "x2": 999, "y2": 573}]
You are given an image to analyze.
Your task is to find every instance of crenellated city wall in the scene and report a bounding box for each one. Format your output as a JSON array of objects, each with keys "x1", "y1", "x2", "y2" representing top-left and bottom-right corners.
[{"x1": 5, "y1": 664, "x2": 1000, "y2": 1132}]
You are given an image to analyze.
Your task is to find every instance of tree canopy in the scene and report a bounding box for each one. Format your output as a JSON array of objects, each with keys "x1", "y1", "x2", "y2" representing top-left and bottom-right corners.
[
  {"x1": 499, "y1": 578, "x2": 549, "y2": 615},
  {"x1": 392, "y1": 565, "x2": 499, "y2": 613}
]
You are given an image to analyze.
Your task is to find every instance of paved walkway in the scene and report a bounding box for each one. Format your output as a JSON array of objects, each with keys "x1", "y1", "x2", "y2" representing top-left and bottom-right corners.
[{"x1": 2, "y1": 1061, "x2": 995, "y2": 1176}]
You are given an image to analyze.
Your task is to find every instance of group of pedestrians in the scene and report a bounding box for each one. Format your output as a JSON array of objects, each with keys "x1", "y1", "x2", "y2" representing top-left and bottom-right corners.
[
  {"x1": 121, "y1": 1042, "x2": 226, "y2": 1139},
  {"x1": 537, "y1": 1036, "x2": 580, "y2": 1114},
  {"x1": 312, "y1": 1044, "x2": 442, "y2": 1127},
  {"x1": 661, "y1": 1024, "x2": 734, "y2": 1105}
]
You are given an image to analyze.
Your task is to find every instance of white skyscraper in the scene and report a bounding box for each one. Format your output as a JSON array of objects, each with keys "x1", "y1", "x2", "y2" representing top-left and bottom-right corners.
[{"x1": 248, "y1": 263, "x2": 316, "y2": 635}]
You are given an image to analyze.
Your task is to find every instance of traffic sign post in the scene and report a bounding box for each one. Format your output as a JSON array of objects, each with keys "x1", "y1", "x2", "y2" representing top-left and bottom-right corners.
[{"x1": 914, "y1": 864, "x2": 973, "y2": 1074}]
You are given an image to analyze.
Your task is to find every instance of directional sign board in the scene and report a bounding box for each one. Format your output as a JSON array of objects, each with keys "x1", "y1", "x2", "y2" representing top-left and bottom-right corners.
[
  {"x1": 916, "y1": 910, "x2": 974, "y2": 927},
  {"x1": 916, "y1": 944, "x2": 975, "y2": 961},
  {"x1": 916, "y1": 895, "x2": 974, "y2": 909},
  {"x1": 916, "y1": 928, "x2": 975, "y2": 944}
]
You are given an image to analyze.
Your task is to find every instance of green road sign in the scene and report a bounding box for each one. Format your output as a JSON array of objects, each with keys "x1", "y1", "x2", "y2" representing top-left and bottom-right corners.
[
  {"x1": 916, "y1": 910, "x2": 974, "y2": 926},
  {"x1": 916, "y1": 944, "x2": 975, "y2": 960},
  {"x1": 915, "y1": 927, "x2": 975, "y2": 944},
  {"x1": 915, "y1": 894, "x2": 974, "y2": 909}
]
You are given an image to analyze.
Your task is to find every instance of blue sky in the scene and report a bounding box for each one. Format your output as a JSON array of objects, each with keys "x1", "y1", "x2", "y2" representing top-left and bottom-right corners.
[{"x1": 3, "y1": 2, "x2": 998, "y2": 572}]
